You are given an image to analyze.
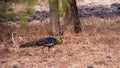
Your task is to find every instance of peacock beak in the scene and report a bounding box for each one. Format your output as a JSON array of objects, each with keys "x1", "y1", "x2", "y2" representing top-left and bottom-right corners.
[{"x1": 61, "y1": 36, "x2": 64, "y2": 39}]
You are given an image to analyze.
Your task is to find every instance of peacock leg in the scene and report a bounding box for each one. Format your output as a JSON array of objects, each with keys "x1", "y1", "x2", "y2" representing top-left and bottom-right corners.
[
  {"x1": 48, "y1": 46, "x2": 51, "y2": 52},
  {"x1": 41, "y1": 46, "x2": 46, "y2": 55},
  {"x1": 48, "y1": 46, "x2": 51, "y2": 57}
]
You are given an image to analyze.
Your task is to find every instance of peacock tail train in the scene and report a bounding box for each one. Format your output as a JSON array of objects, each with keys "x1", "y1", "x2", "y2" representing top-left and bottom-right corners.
[{"x1": 20, "y1": 36, "x2": 63, "y2": 48}]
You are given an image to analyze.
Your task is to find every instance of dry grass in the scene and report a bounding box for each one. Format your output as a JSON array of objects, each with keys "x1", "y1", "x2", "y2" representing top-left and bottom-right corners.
[{"x1": 0, "y1": 16, "x2": 120, "y2": 68}]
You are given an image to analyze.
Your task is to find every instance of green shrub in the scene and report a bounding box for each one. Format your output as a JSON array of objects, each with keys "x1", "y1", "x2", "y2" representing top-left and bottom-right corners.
[
  {"x1": 17, "y1": 12, "x2": 27, "y2": 30},
  {"x1": 0, "y1": 0, "x2": 38, "y2": 29},
  {"x1": 26, "y1": 7, "x2": 35, "y2": 15}
]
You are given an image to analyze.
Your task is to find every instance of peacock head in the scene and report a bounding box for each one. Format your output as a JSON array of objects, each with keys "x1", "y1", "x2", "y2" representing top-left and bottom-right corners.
[{"x1": 55, "y1": 31, "x2": 64, "y2": 44}]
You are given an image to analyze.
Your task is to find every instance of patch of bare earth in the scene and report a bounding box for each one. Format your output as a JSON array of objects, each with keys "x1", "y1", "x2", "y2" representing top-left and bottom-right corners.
[{"x1": 0, "y1": 16, "x2": 120, "y2": 68}]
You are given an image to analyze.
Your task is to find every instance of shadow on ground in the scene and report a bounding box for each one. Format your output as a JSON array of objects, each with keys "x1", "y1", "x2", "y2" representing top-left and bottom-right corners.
[
  {"x1": 27, "y1": 3, "x2": 120, "y2": 21},
  {"x1": 0, "y1": 3, "x2": 120, "y2": 22},
  {"x1": 77, "y1": 3, "x2": 120, "y2": 18},
  {"x1": 29, "y1": 3, "x2": 120, "y2": 20}
]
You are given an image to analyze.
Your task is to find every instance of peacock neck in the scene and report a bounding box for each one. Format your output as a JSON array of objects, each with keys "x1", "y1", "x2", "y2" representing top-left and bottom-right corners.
[{"x1": 56, "y1": 36, "x2": 63, "y2": 44}]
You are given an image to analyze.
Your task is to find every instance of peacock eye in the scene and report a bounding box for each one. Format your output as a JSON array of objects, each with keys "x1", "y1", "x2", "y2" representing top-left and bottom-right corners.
[{"x1": 62, "y1": 36, "x2": 64, "y2": 39}]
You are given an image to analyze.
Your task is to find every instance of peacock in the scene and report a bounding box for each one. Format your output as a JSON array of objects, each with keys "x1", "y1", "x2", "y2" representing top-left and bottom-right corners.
[{"x1": 20, "y1": 33, "x2": 63, "y2": 53}]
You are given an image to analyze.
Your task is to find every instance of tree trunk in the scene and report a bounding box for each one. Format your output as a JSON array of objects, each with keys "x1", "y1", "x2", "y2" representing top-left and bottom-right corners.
[
  {"x1": 63, "y1": 0, "x2": 81, "y2": 33},
  {"x1": 49, "y1": 0, "x2": 60, "y2": 36}
]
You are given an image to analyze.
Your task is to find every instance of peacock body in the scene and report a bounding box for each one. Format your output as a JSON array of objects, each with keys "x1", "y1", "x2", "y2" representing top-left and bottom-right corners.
[
  {"x1": 20, "y1": 32, "x2": 63, "y2": 55},
  {"x1": 20, "y1": 36, "x2": 63, "y2": 48}
]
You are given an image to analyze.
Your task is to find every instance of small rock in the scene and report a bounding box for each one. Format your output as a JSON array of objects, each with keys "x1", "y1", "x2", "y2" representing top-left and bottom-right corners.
[
  {"x1": 0, "y1": 17, "x2": 5, "y2": 22},
  {"x1": 12, "y1": 16, "x2": 19, "y2": 22},
  {"x1": 25, "y1": 52, "x2": 34, "y2": 56},
  {"x1": 42, "y1": 59, "x2": 48, "y2": 62},
  {"x1": 87, "y1": 66, "x2": 94, "y2": 68},
  {"x1": 27, "y1": 16, "x2": 32, "y2": 22},
  {"x1": 106, "y1": 56, "x2": 111, "y2": 59},
  {"x1": 35, "y1": 10, "x2": 41, "y2": 14},
  {"x1": 32, "y1": 14, "x2": 37, "y2": 19},
  {"x1": 1, "y1": 61, "x2": 7, "y2": 64},
  {"x1": 39, "y1": 61, "x2": 42, "y2": 63},
  {"x1": 13, "y1": 65, "x2": 18, "y2": 68},
  {"x1": 118, "y1": 7, "x2": 120, "y2": 10}
]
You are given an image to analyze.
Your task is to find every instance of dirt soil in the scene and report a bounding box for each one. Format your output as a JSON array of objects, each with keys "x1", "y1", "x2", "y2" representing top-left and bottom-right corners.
[
  {"x1": 0, "y1": 16, "x2": 120, "y2": 68},
  {"x1": 0, "y1": 1, "x2": 120, "y2": 68}
]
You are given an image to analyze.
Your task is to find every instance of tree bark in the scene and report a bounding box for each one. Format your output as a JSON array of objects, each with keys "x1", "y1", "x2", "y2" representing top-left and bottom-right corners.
[
  {"x1": 63, "y1": 0, "x2": 81, "y2": 33},
  {"x1": 49, "y1": 0, "x2": 60, "y2": 36}
]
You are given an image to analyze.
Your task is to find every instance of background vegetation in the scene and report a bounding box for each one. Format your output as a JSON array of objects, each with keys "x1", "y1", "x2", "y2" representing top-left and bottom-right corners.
[{"x1": 0, "y1": 0, "x2": 38, "y2": 23}]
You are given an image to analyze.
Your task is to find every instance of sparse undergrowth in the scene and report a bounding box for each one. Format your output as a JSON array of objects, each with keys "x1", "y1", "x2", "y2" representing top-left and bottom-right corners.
[{"x1": 0, "y1": 16, "x2": 120, "y2": 68}]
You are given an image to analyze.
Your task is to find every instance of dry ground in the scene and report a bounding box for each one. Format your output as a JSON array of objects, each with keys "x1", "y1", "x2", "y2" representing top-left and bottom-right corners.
[{"x1": 0, "y1": 16, "x2": 120, "y2": 68}]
